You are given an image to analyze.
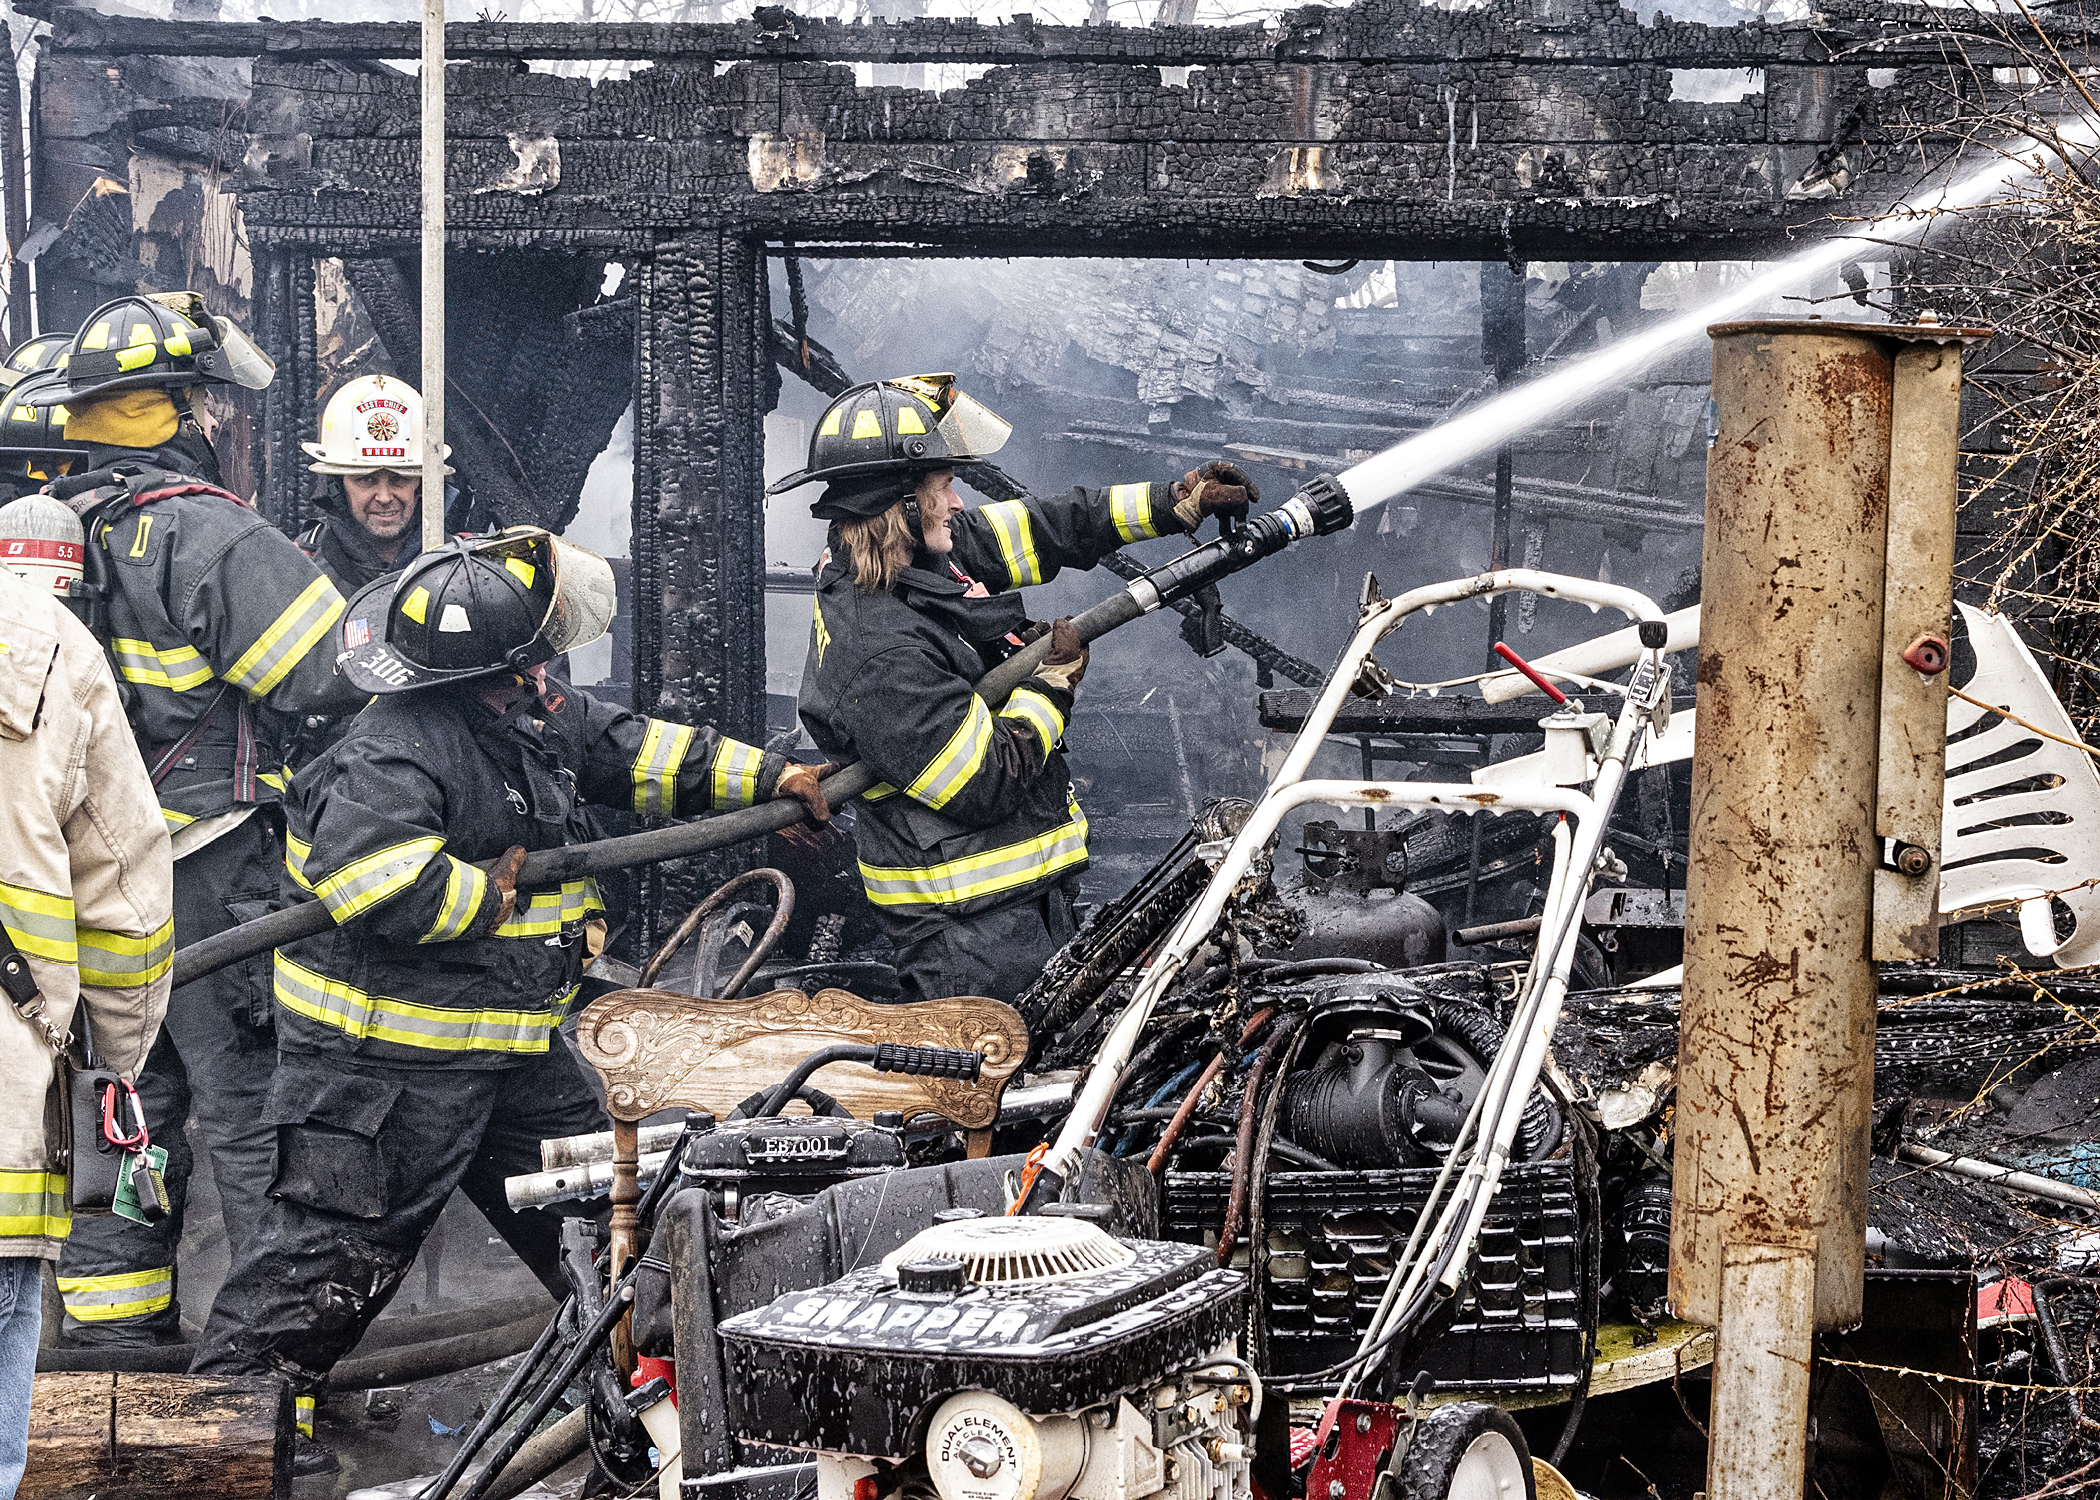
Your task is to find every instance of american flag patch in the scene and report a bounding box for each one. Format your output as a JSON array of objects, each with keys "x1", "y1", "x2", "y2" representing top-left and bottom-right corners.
[{"x1": 343, "y1": 617, "x2": 372, "y2": 649}]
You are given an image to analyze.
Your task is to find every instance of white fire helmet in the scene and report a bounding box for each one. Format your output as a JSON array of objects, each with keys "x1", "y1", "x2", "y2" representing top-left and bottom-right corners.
[
  {"x1": 0, "y1": 493, "x2": 85, "y2": 599},
  {"x1": 303, "y1": 374, "x2": 454, "y2": 477}
]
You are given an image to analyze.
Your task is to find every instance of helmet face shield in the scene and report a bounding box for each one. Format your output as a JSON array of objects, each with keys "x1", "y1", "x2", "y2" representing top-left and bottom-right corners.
[
  {"x1": 200, "y1": 316, "x2": 276, "y2": 391},
  {"x1": 545, "y1": 538, "x2": 617, "y2": 655},
  {"x1": 935, "y1": 390, "x2": 1011, "y2": 461}
]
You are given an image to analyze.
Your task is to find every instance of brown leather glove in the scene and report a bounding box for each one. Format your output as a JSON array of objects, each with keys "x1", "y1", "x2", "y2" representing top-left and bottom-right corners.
[
  {"x1": 1035, "y1": 617, "x2": 1088, "y2": 692},
  {"x1": 1171, "y1": 461, "x2": 1260, "y2": 531},
  {"x1": 485, "y1": 845, "x2": 529, "y2": 935},
  {"x1": 776, "y1": 762, "x2": 833, "y2": 824}
]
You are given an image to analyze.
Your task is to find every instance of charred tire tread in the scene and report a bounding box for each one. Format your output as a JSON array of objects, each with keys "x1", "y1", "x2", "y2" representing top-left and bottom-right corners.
[{"x1": 1398, "y1": 1401, "x2": 1537, "y2": 1500}]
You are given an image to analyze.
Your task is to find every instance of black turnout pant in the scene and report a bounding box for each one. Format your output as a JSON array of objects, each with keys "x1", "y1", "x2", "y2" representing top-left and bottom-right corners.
[
  {"x1": 887, "y1": 881, "x2": 1078, "y2": 1007},
  {"x1": 189, "y1": 1036, "x2": 608, "y2": 1399}
]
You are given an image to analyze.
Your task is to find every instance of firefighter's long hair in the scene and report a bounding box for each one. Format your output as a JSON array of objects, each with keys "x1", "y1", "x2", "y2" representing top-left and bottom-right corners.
[{"x1": 838, "y1": 500, "x2": 918, "y2": 594}]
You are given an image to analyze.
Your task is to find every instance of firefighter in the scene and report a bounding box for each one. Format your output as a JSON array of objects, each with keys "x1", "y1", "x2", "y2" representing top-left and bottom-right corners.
[
  {"x1": 14, "y1": 293, "x2": 365, "y2": 1348},
  {"x1": 775, "y1": 375, "x2": 1254, "y2": 1006},
  {"x1": 189, "y1": 527, "x2": 830, "y2": 1449},
  {"x1": 295, "y1": 373, "x2": 448, "y2": 596},
  {"x1": 0, "y1": 334, "x2": 90, "y2": 501}
]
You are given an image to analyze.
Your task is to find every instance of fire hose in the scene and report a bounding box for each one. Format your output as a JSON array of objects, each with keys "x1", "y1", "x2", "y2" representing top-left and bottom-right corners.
[{"x1": 169, "y1": 478, "x2": 1354, "y2": 989}]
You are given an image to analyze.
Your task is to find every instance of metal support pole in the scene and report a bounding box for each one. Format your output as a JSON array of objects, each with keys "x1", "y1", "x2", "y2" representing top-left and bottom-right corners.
[
  {"x1": 420, "y1": 0, "x2": 446, "y2": 553},
  {"x1": 1, "y1": 32, "x2": 31, "y2": 343},
  {"x1": 1479, "y1": 263, "x2": 1525, "y2": 667},
  {"x1": 1671, "y1": 317, "x2": 1981, "y2": 1500}
]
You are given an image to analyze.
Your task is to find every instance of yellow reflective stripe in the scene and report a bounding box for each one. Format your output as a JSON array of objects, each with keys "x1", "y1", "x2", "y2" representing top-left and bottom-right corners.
[
  {"x1": 981, "y1": 500, "x2": 1043, "y2": 589},
  {"x1": 285, "y1": 834, "x2": 313, "y2": 892},
  {"x1": 492, "y1": 878, "x2": 605, "y2": 938},
  {"x1": 161, "y1": 808, "x2": 194, "y2": 833},
  {"x1": 812, "y1": 593, "x2": 833, "y2": 669},
  {"x1": 312, "y1": 836, "x2": 444, "y2": 923},
  {"x1": 709, "y1": 740, "x2": 767, "y2": 809},
  {"x1": 294, "y1": 1395, "x2": 315, "y2": 1438},
  {"x1": 864, "y1": 782, "x2": 898, "y2": 801},
  {"x1": 998, "y1": 686, "x2": 1065, "y2": 765},
  {"x1": 76, "y1": 917, "x2": 174, "y2": 988},
  {"x1": 1108, "y1": 483, "x2": 1161, "y2": 543},
  {"x1": 0, "y1": 1170, "x2": 69, "y2": 1240},
  {"x1": 859, "y1": 802, "x2": 1089, "y2": 908},
  {"x1": 258, "y1": 767, "x2": 290, "y2": 792},
  {"x1": 224, "y1": 575, "x2": 345, "y2": 697},
  {"x1": 422, "y1": 857, "x2": 489, "y2": 944},
  {"x1": 57, "y1": 1266, "x2": 172, "y2": 1321},
  {"x1": 631, "y1": 720, "x2": 697, "y2": 816},
  {"x1": 0, "y1": 879, "x2": 76, "y2": 964},
  {"x1": 274, "y1": 952, "x2": 563, "y2": 1054},
  {"x1": 904, "y1": 697, "x2": 993, "y2": 811},
  {"x1": 109, "y1": 638, "x2": 212, "y2": 692}
]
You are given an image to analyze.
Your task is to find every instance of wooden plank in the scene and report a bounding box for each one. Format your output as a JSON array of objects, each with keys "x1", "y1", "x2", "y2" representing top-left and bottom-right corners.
[{"x1": 21, "y1": 1371, "x2": 289, "y2": 1499}]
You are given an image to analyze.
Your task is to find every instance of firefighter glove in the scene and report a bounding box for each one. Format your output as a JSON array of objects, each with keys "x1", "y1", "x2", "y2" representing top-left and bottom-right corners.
[
  {"x1": 486, "y1": 845, "x2": 529, "y2": 935},
  {"x1": 1036, "y1": 617, "x2": 1088, "y2": 692},
  {"x1": 1171, "y1": 462, "x2": 1260, "y2": 531},
  {"x1": 777, "y1": 762, "x2": 833, "y2": 824}
]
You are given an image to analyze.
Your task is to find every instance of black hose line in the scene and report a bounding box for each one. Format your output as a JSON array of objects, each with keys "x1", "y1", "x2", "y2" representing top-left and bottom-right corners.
[{"x1": 173, "y1": 490, "x2": 1354, "y2": 991}]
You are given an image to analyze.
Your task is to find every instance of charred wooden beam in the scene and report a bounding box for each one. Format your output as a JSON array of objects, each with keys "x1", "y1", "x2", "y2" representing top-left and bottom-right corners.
[{"x1": 31, "y1": 0, "x2": 2084, "y2": 68}]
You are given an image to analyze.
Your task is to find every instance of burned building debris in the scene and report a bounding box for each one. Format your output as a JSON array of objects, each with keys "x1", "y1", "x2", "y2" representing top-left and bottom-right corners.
[{"x1": 10, "y1": 0, "x2": 2100, "y2": 1498}]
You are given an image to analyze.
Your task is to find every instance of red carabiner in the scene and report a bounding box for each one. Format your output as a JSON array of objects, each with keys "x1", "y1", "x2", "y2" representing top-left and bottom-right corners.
[{"x1": 100, "y1": 1079, "x2": 148, "y2": 1151}]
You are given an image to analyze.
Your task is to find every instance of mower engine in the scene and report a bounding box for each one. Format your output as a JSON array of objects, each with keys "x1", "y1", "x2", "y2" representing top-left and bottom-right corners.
[{"x1": 716, "y1": 1215, "x2": 1253, "y2": 1500}]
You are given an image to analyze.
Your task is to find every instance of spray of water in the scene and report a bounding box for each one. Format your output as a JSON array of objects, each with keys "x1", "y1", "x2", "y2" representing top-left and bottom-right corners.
[{"x1": 1338, "y1": 117, "x2": 2100, "y2": 514}]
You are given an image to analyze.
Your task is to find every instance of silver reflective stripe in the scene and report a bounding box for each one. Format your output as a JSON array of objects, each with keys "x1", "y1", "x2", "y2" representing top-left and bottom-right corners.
[
  {"x1": 274, "y1": 953, "x2": 561, "y2": 1055},
  {"x1": 632, "y1": 720, "x2": 696, "y2": 816},
  {"x1": 76, "y1": 918, "x2": 175, "y2": 988},
  {"x1": 904, "y1": 698, "x2": 993, "y2": 811},
  {"x1": 57, "y1": 1266, "x2": 173, "y2": 1321},
  {"x1": 858, "y1": 804, "x2": 1090, "y2": 908},
  {"x1": 0, "y1": 880, "x2": 76, "y2": 964},
  {"x1": 710, "y1": 739, "x2": 767, "y2": 807},
  {"x1": 313, "y1": 837, "x2": 444, "y2": 923},
  {"x1": 981, "y1": 500, "x2": 1043, "y2": 588},
  {"x1": 1108, "y1": 483, "x2": 1159, "y2": 543},
  {"x1": 998, "y1": 687, "x2": 1064, "y2": 764},
  {"x1": 224, "y1": 575, "x2": 346, "y2": 697}
]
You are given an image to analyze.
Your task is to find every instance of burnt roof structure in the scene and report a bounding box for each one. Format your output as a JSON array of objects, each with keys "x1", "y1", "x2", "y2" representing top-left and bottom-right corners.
[{"x1": 19, "y1": 0, "x2": 2022, "y2": 926}]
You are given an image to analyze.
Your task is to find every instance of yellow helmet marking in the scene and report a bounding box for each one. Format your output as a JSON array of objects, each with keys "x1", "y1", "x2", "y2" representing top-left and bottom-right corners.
[
  {"x1": 850, "y1": 408, "x2": 883, "y2": 441},
  {"x1": 81, "y1": 323, "x2": 111, "y2": 351},
  {"x1": 818, "y1": 407, "x2": 844, "y2": 438},
  {"x1": 127, "y1": 322, "x2": 155, "y2": 347},
  {"x1": 400, "y1": 585, "x2": 431, "y2": 625},
  {"x1": 505, "y1": 558, "x2": 537, "y2": 588},
  {"x1": 894, "y1": 403, "x2": 928, "y2": 436}
]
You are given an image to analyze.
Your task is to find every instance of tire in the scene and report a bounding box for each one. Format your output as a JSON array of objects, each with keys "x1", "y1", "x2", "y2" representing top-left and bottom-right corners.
[{"x1": 1398, "y1": 1402, "x2": 1537, "y2": 1500}]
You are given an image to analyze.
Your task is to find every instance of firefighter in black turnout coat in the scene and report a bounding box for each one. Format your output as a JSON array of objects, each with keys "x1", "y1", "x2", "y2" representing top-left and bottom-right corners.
[
  {"x1": 189, "y1": 527, "x2": 831, "y2": 1441},
  {"x1": 16, "y1": 295, "x2": 365, "y2": 1349},
  {"x1": 777, "y1": 375, "x2": 1254, "y2": 1007}
]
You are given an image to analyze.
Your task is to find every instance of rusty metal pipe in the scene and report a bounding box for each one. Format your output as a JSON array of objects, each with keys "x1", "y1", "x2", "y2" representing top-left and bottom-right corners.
[{"x1": 1672, "y1": 318, "x2": 1979, "y2": 1500}]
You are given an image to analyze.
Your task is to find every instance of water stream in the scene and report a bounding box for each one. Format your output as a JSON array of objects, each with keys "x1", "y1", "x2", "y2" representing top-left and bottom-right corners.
[{"x1": 1337, "y1": 116, "x2": 2100, "y2": 513}]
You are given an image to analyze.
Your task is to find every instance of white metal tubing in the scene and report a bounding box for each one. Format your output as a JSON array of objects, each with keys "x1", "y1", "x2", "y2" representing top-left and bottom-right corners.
[
  {"x1": 1481, "y1": 604, "x2": 1702, "y2": 704},
  {"x1": 1269, "y1": 570, "x2": 1667, "y2": 793},
  {"x1": 1044, "y1": 571, "x2": 1663, "y2": 1196},
  {"x1": 419, "y1": 0, "x2": 447, "y2": 553},
  {"x1": 1898, "y1": 1142, "x2": 2100, "y2": 1212}
]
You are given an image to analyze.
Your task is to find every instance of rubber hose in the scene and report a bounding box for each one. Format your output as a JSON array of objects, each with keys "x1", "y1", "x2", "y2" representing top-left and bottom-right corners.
[
  {"x1": 35, "y1": 1294, "x2": 556, "y2": 1375},
  {"x1": 331, "y1": 1312, "x2": 551, "y2": 1391},
  {"x1": 1150, "y1": 1008, "x2": 1276, "y2": 1176},
  {"x1": 1430, "y1": 996, "x2": 1561, "y2": 1161},
  {"x1": 1217, "y1": 1013, "x2": 1303, "y2": 1267},
  {"x1": 482, "y1": 1405, "x2": 591, "y2": 1500}
]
